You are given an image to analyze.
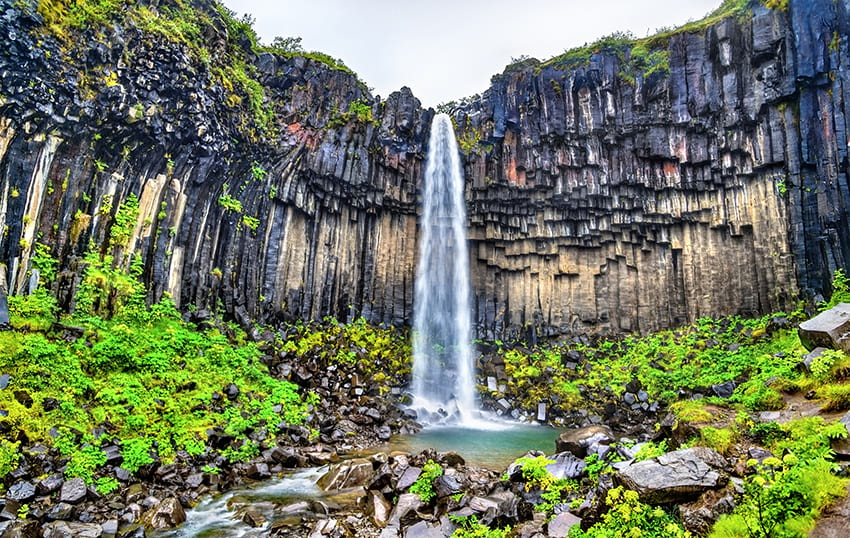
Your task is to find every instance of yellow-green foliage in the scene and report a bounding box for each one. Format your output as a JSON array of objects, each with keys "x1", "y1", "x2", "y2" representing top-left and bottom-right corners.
[
  {"x1": 328, "y1": 100, "x2": 377, "y2": 128},
  {"x1": 699, "y1": 427, "x2": 736, "y2": 455},
  {"x1": 570, "y1": 487, "x2": 690, "y2": 538},
  {"x1": 818, "y1": 383, "x2": 850, "y2": 412},
  {"x1": 0, "y1": 439, "x2": 20, "y2": 479},
  {"x1": 669, "y1": 400, "x2": 713, "y2": 423}
]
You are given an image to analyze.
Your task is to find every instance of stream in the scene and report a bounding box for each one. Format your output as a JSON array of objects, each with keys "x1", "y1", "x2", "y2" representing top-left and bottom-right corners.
[{"x1": 155, "y1": 424, "x2": 561, "y2": 537}]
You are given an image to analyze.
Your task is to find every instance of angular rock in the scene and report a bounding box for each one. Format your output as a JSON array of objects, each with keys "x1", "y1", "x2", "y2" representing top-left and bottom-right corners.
[
  {"x1": 799, "y1": 304, "x2": 850, "y2": 352},
  {"x1": 396, "y1": 465, "x2": 422, "y2": 491},
  {"x1": 546, "y1": 512, "x2": 582, "y2": 537},
  {"x1": 46, "y1": 502, "x2": 74, "y2": 521},
  {"x1": 679, "y1": 487, "x2": 736, "y2": 535},
  {"x1": 546, "y1": 452, "x2": 586, "y2": 480},
  {"x1": 141, "y1": 497, "x2": 186, "y2": 529},
  {"x1": 38, "y1": 474, "x2": 64, "y2": 495},
  {"x1": 365, "y1": 490, "x2": 392, "y2": 528},
  {"x1": 615, "y1": 447, "x2": 728, "y2": 504},
  {"x1": 555, "y1": 425, "x2": 614, "y2": 458},
  {"x1": 5, "y1": 481, "x2": 35, "y2": 502},
  {"x1": 59, "y1": 477, "x2": 88, "y2": 504},
  {"x1": 317, "y1": 458, "x2": 374, "y2": 491}
]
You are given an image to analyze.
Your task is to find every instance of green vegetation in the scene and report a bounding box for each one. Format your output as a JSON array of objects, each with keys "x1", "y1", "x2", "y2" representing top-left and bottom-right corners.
[
  {"x1": 328, "y1": 99, "x2": 378, "y2": 128},
  {"x1": 569, "y1": 487, "x2": 690, "y2": 538},
  {"x1": 410, "y1": 459, "x2": 443, "y2": 502},
  {"x1": 450, "y1": 515, "x2": 511, "y2": 538},
  {"x1": 1, "y1": 243, "x2": 318, "y2": 487}
]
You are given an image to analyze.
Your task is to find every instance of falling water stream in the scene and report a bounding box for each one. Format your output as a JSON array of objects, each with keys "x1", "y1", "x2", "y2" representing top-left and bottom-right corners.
[{"x1": 411, "y1": 113, "x2": 478, "y2": 425}]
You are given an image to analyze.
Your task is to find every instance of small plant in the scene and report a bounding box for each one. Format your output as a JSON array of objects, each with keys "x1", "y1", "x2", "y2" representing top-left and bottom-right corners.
[
  {"x1": 0, "y1": 439, "x2": 20, "y2": 479},
  {"x1": 810, "y1": 349, "x2": 846, "y2": 381},
  {"x1": 409, "y1": 459, "x2": 443, "y2": 502},
  {"x1": 633, "y1": 439, "x2": 668, "y2": 461},
  {"x1": 250, "y1": 161, "x2": 267, "y2": 181},
  {"x1": 514, "y1": 455, "x2": 556, "y2": 490},
  {"x1": 95, "y1": 476, "x2": 120, "y2": 495},
  {"x1": 16, "y1": 504, "x2": 29, "y2": 519},
  {"x1": 241, "y1": 215, "x2": 260, "y2": 231},
  {"x1": 450, "y1": 514, "x2": 511, "y2": 538},
  {"x1": 202, "y1": 464, "x2": 221, "y2": 474},
  {"x1": 218, "y1": 193, "x2": 242, "y2": 213},
  {"x1": 120, "y1": 437, "x2": 154, "y2": 473}
]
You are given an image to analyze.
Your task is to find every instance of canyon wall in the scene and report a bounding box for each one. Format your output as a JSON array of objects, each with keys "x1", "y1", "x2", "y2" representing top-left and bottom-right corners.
[{"x1": 0, "y1": 0, "x2": 848, "y2": 338}]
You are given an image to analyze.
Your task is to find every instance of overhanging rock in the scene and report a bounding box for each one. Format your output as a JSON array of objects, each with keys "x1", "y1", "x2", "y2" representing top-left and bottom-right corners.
[{"x1": 798, "y1": 304, "x2": 850, "y2": 353}]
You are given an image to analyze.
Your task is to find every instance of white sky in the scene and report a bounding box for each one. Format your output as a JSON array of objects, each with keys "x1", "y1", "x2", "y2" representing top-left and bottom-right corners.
[{"x1": 224, "y1": 0, "x2": 722, "y2": 107}]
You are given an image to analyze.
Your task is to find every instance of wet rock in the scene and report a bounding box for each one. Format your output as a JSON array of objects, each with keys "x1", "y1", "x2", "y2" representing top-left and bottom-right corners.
[
  {"x1": 60, "y1": 477, "x2": 88, "y2": 504},
  {"x1": 711, "y1": 381, "x2": 737, "y2": 399},
  {"x1": 0, "y1": 499, "x2": 20, "y2": 521},
  {"x1": 317, "y1": 458, "x2": 374, "y2": 490},
  {"x1": 387, "y1": 493, "x2": 423, "y2": 528},
  {"x1": 433, "y1": 474, "x2": 462, "y2": 498},
  {"x1": 555, "y1": 425, "x2": 614, "y2": 458},
  {"x1": 0, "y1": 519, "x2": 40, "y2": 537},
  {"x1": 241, "y1": 507, "x2": 267, "y2": 527},
  {"x1": 224, "y1": 383, "x2": 240, "y2": 400},
  {"x1": 0, "y1": 374, "x2": 9, "y2": 390},
  {"x1": 615, "y1": 447, "x2": 728, "y2": 504},
  {"x1": 101, "y1": 519, "x2": 119, "y2": 536},
  {"x1": 404, "y1": 517, "x2": 455, "y2": 538},
  {"x1": 798, "y1": 304, "x2": 850, "y2": 352},
  {"x1": 141, "y1": 497, "x2": 186, "y2": 529}
]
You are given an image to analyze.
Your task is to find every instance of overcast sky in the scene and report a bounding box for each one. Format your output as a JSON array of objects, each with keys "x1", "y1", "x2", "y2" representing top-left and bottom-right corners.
[{"x1": 223, "y1": 0, "x2": 722, "y2": 107}]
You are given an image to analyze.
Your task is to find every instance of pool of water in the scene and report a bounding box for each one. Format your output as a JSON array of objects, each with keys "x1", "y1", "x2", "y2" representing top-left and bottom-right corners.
[{"x1": 386, "y1": 423, "x2": 562, "y2": 470}]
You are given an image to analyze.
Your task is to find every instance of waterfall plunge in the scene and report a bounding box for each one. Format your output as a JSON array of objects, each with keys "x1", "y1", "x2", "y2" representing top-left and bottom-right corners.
[{"x1": 411, "y1": 113, "x2": 478, "y2": 426}]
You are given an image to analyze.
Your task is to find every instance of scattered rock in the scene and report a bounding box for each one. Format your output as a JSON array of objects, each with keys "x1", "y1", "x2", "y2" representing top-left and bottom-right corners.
[
  {"x1": 798, "y1": 304, "x2": 850, "y2": 352},
  {"x1": 141, "y1": 497, "x2": 186, "y2": 529},
  {"x1": 546, "y1": 512, "x2": 582, "y2": 537},
  {"x1": 59, "y1": 477, "x2": 87, "y2": 504},
  {"x1": 615, "y1": 447, "x2": 728, "y2": 504},
  {"x1": 555, "y1": 425, "x2": 614, "y2": 458}
]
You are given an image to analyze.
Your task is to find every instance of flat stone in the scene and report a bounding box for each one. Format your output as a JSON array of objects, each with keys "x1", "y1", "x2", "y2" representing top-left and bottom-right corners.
[
  {"x1": 317, "y1": 458, "x2": 373, "y2": 491},
  {"x1": 615, "y1": 447, "x2": 727, "y2": 504},
  {"x1": 41, "y1": 521, "x2": 103, "y2": 537},
  {"x1": 396, "y1": 465, "x2": 422, "y2": 491},
  {"x1": 546, "y1": 452, "x2": 586, "y2": 480},
  {"x1": 0, "y1": 374, "x2": 9, "y2": 390},
  {"x1": 555, "y1": 425, "x2": 614, "y2": 457},
  {"x1": 799, "y1": 304, "x2": 850, "y2": 352},
  {"x1": 141, "y1": 497, "x2": 186, "y2": 529}
]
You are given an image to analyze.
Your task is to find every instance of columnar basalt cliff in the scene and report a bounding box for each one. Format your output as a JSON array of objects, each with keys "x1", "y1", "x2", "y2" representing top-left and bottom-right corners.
[{"x1": 0, "y1": 0, "x2": 847, "y2": 338}]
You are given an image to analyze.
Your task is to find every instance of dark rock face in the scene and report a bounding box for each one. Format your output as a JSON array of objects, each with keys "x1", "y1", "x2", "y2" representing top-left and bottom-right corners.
[{"x1": 0, "y1": 0, "x2": 848, "y2": 338}]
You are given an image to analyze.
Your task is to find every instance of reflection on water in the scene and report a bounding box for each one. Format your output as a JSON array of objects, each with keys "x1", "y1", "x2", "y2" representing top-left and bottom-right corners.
[{"x1": 387, "y1": 423, "x2": 562, "y2": 469}]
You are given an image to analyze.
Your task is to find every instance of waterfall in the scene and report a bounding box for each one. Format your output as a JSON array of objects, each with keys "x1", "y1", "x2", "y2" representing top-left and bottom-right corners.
[{"x1": 411, "y1": 113, "x2": 478, "y2": 425}]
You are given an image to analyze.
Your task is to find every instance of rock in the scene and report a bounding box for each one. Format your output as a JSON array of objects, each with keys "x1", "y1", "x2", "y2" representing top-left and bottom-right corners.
[
  {"x1": 41, "y1": 521, "x2": 103, "y2": 537},
  {"x1": 546, "y1": 512, "x2": 582, "y2": 537},
  {"x1": 5, "y1": 481, "x2": 35, "y2": 502},
  {"x1": 101, "y1": 519, "x2": 118, "y2": 537},
  {"x1": 433, "y1": 474, "x2": 462, "y2": 498},
  {"x1": 46, "y1": 502, "x2": 74, "y2": 521},
  {"x1": 467, "y1": 489, "x2": 518, "y2": 524},
  {"x1": 0, "y1": 499, "x2": 20, "y2": 521},
  {"x1": 679, "y1": 487, "x2": 736, "y2": 535},
  {"x1": 798, "y1": 304, "x2": 850, "y2": 352},
  {"x1": 12, "y1": 391, "x2": 31, "y2": 408},
  {"x1": 711, "y1": 381, "x2": 737, "y2": 399},
  {"x1": 396, "y1": 466, "x2": 422, "y2": 491},
  {"x1": 404, "y1": 518, "x2": 453, "y2": 538},
  {"x1": 36, "y1": 474, "x2": 65, "y2": 495},
  {"x1": 224, "y1": 383, "x2": 240, "y2": 400},
  {"x1": 546, "y1": 452, "x2": 586, "y2": 480},
  {"x1": 0, "y1": 519, "x2": 40, "y2": 537},
  {"x1": 387, "y1": 493, "x2": 423, "y2": 528},
  {"x1": 60, "y1": 477, "x2": 88, "y2": 504},
  {"x1": 241, "y1": 507, "x2": 266, "y2": 527},
  {"x1": 555, "y1": 425, "x2": 614, "y2": 458},
  {"x1": 0, "y1": 374, "x2": 9, "y2": 390},
  {"x1": 317, "y1": 458, "x2": 374, "y2": 491},
  {"x1": 365, "y1": 490, "x2": 393, "y2": 528},
  {"x1": 141, "y1": 497, "x2": 186, "y2": 529},
  {"x1": 615, "y1": 447, "x2": 728, "y2": 504}
]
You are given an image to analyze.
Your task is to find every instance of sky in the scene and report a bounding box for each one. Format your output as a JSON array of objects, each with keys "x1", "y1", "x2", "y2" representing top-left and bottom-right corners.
[{"x1": 223, "y1": 0, "x2": 723, "y2": 108}]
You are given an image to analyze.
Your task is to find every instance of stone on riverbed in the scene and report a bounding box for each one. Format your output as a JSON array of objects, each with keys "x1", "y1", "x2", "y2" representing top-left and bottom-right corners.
[
  {"x1": 555, "y1": 425, "x2": 614, "y2": 458},
  {"x1": 317, "y1": 458, "x2": 374, "y2": 491}
]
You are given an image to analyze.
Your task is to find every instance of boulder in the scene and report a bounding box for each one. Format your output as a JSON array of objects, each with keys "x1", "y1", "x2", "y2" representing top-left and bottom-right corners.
[
  {"x1": 546, "y1": 512, "x2": 582, "y2": 537},
  {"x1": 141, "y1": 497, "x2": 186, "y2": 529},
  {"x1": 615, "y1": 447, "x2": 728, "y2": 504},
  {"x1": 555, "y1": 425, "x2": 614, "y2": 458},
  {"x1": 5, "y1": 481, "x2": 35, "y2": 502},
  {"x1": 404, "y1": 518, "x2": 454, "y2": 538},
  {"x1": 317, "y1": 458, "x2": 374, "y2": 491},
  {"x1": 365, "y1": 490, "x2": 393, "y2": 528},
  {"x1": 798, "y1": 304, "x2": 850, "y2": 352},
  {"x1": 396, "y1": 466, "x2": 422, "y2": 491}
]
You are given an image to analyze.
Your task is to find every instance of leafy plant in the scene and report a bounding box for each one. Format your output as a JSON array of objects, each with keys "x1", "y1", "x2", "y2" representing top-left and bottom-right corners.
[
  {"x1": 569, "y1": 487, "x2": 690, "y2": 538},
  {"x1": 410, "y1": 459, "x2": 443, "y2": 502},
  {"x1": 634, "y1": 440, "x2": 668, "y2": 461},
  {"x1": 450, "y1": 514, "x2": 511, "y2": 538},
  {"x1": 120, "y1": 437, "x2": 154, "y2": 473},
  {"x1": 95, "y1": 476, "x2": 120, "y2": 495},
  {"x1": 0, "y1": 439, "x2": 20, "y2": 478},
  {"x1": 514, "y1": 455, "x2": 557, "y2": 490},
  {"x1": 65, "y1": 443, "x2": 107, "y2": 485}
]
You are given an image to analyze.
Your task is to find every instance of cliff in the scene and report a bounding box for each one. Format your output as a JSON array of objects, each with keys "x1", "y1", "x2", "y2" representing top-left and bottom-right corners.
[{"x1": 0, "y1": 0, "x2": 847, "y2": 339}]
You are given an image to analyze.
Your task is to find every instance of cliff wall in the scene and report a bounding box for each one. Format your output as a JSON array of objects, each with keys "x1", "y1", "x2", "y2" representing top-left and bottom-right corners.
[{"x1": 0, "y1": 0, "x2": 848, "y2": 338}]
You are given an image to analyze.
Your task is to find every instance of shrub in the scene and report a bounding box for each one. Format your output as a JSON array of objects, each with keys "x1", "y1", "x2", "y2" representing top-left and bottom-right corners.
[
  {"x1": 569, "y1": 487, "x2": 689, "y2": 538},
  {"x1": 410, "y1": 460, "x2": 443, "y2": 502},
  {"x1": 514, "y1": 455, "x2": 556, "y2": 490},
  {"x1": 634, "y1": 440, "x2": 668, "y2": 461},
  {"x1": 0, "y1": 440, "x2": 20, "y2": 479},
  {"x1": 450, "y1": 515, "x2": 511, "y2": 538},
  {"x1": 120, "y1": 437, "x2": 154, "y2": 473},
  {"x1": 818, "y1": 383, "x2": 850, "y2": 412}
]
